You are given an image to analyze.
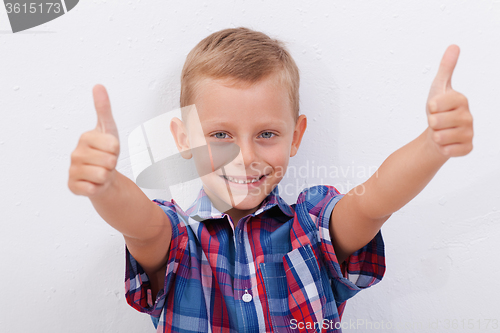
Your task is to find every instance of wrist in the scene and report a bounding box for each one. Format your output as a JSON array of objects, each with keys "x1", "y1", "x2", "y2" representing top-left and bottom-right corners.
[{"x1": 423, "y1": 127, "x2": 450, "y2": 165}]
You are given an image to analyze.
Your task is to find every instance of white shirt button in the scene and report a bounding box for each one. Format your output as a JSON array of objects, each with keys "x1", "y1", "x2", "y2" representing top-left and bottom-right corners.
[{"x1": 242, "y1": 288, "x2": 252, "y2": 302}]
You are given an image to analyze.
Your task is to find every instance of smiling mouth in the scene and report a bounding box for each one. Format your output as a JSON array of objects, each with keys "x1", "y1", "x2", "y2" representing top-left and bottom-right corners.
[{"x1": 221, "y1": 175, "x2": 267, "y2": 184}]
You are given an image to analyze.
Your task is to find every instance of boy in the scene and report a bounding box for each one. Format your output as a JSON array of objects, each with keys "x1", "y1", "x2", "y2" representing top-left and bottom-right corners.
[{"x1": 68, "y1": 27, "x2": 473, "y2": 332}]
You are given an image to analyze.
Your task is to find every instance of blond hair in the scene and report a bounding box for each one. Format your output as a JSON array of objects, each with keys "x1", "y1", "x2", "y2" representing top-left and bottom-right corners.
[{"x1": 180, "y1": 27, "x2": 300, "y2": 121}]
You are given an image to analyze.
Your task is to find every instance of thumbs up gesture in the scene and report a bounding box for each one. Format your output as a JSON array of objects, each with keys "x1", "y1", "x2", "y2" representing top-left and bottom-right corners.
[
  {"x1": 426, "y1": 45, "x2": 473, "y2": 157},
  {"x1": 68, "y1": 84, "x2": 120, "y2": 197}
]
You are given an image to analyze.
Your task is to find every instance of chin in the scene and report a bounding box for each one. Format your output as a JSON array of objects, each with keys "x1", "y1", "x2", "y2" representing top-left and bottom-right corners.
[{"x1": 226, "y1": 193, "x2": 264, "y2": 211}]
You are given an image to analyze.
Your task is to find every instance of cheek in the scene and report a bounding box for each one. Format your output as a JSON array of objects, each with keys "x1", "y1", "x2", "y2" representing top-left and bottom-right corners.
[
  {"x1": 263, "y1": 147, "x2": 290, "y2": 177},
  {"x1": 200, "y1": 173, "x2": 225, "y2": 195},
  {"x1": 199, "y1": 173, "x2": 212, "y2": 187}
]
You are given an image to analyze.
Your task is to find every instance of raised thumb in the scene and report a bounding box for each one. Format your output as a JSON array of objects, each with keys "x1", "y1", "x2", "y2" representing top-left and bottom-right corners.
[
  {"x1": 432, "y1": 44, "x2": 460, "y2": 92},
  {"x1": 92, "y1": 84, "x2": 119, "y2": 139}
]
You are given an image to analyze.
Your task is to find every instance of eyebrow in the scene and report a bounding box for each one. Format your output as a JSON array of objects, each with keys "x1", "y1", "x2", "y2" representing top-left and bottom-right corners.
[{"x1": 200, "y1": 119, "x2": 289, "y2": 129}]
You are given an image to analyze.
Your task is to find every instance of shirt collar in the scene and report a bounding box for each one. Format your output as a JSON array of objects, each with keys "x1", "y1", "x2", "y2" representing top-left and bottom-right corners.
[{"x1": 185, "y1": 186, "x2": 294, "y2": 222}]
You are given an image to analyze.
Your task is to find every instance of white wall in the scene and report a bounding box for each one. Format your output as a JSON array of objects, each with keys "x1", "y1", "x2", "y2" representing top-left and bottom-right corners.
[{"x1": 1, "y1": 1, "x2": 499, "y2": 332}]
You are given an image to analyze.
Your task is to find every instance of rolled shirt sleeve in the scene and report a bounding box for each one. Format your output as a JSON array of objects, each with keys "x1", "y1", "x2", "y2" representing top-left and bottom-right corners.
[
  {"x1": 124, "y1": 199, "x2": 187, "y2": 324},
  {"x1": 299, "y1": 185, "x2": 386, "y2": 306}
]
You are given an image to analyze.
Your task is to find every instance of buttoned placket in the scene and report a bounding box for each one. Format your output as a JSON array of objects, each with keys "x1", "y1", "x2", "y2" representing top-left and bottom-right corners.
[
  {"x1": 232, "y1": 214, "x2": 263, "y2": 331},
  {"x1": 187, "y1": 188, "x2": 289, "y2": 331}
]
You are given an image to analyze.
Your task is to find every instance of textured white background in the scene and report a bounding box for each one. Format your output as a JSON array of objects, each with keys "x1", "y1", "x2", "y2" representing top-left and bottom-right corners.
[{"x1": 1, "y1": 1, "x2": 499, "y2": 332}]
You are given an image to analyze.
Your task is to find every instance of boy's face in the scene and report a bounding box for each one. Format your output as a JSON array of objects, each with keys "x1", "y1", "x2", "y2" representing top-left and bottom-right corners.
[{"x1": 173, "y1": 75, "x2": 307, "y2": 218}]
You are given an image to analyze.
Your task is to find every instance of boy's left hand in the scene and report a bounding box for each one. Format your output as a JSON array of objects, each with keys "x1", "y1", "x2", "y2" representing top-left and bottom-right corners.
[{"x1": 426, "y1": 45, "x2": 473, "y2": 157}]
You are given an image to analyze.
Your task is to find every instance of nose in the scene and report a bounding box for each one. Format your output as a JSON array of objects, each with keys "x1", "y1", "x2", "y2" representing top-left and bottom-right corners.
[{"x1": 233, "y1": 139, "x2": 257, "y2": 168}]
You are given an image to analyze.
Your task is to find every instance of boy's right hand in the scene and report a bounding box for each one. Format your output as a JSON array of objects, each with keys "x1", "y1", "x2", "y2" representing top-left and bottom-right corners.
[{"x1": 68, "y1": 84, "x2": 120, "y2": 197}]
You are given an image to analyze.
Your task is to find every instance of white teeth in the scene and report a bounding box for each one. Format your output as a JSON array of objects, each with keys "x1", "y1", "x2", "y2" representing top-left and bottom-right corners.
[{"x1": 223, "y1": 176, "x2": 262, "y2": 184}]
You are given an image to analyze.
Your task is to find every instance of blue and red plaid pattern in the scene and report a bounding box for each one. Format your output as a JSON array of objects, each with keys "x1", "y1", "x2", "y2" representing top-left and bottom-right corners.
[{"x1": 125, "y1": 185, "x2": 385, "y2": 332}]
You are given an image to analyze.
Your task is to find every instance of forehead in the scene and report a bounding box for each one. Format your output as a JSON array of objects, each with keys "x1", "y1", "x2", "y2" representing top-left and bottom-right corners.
[{"x1": 191, "y1": 76, "x2": 294, "y2": 125}]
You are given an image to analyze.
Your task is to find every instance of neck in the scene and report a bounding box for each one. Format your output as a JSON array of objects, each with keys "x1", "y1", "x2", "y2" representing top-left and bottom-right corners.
[{"x1": 202, "y1": 185, "x2": 259, "y2": 225}]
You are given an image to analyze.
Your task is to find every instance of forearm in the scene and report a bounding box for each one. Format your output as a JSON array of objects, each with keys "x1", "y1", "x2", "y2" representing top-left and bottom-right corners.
[
  {"x1": 89, "y1": 170, "x2": 167, "y2": 241},
  {"x1": 330, "y1": 46, "x2": 472, "y2": 262},
  {"x1": 355, "y1": 127, "x2": 448, "y2": 219}
]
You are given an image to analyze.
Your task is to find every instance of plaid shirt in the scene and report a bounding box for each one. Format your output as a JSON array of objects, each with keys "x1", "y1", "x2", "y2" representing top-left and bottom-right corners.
[{"x1": 125, "y1": 185, "x2": 385, "y2": 332}]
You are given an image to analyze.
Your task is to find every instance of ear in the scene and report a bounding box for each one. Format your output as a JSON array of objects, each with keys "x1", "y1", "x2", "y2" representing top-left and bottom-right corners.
[
  {"x1": 290, "y1": 114, "x2": 307, "y2": 157},
  {"x1": 170, "y1": 117, "x2": 192, "y2": 159}
]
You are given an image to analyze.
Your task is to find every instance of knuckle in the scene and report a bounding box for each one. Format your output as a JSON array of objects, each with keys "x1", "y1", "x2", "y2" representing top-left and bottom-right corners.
[
  {"x1": 428, "y1": 115, "x2": 438, "y2": 128},
  {"x1": 439, "y1": 146, "x2": 449, "y2": 157},
  {"x1": 68, "y1": 165, "x2": 79, "y2": 179},
  {"x1": 466, "y1": 112, "x2": 473, "y2": 126},
  {"x1": 87, "y1": 183, "x2": 97, "y2": 196},
  {"x1": 460, "y1": 111, "x2": 472, "y2": 125},
  {"x1": 70, "y1": 149, "x2": 82, "y2": 163},
  {"x1": 459, "y1": 93, "x2": 468, "y2": 105},
  {"x1": 467, "y1": 128, "x2": 474, "y2": 141},
  {"x1": 69, "y1": 181, "x2": 85, "y2": 196},
  {"x1": 96, "y1": 168, "x2": 108, "y2": 183},
  {"x1": 109, "y1": 136, "x2": 120, "y2": 153},
  {"x1": 82, "y1": 132, "x2": 99, "y2": 148},
  {"x1": 80, "y1": 131, "x2": 92, "y2": 142},
  {"x1": 428, "y1": 99, "x2": 438, "y2": 112},
  {"x1": 67, "y1": 180, "x2": 75, "y2": 193},
  {"x1": 433, "y1": 132, "x2": 441, "y2": 143},
  {"x1": 108, "y1": 155, "x2": 118, "y2": 169},
  {"x1": 460, "y1": 145, "x2": 471, "y2": 156}
]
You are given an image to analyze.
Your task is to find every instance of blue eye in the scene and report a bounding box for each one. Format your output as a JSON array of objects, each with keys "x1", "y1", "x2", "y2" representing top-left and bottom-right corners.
[
  {"x1": 213, "y1": 132, "x2": 228, "y2": 139},
  {"x1": 260, "y1": 132, "x2": 275, "y2": 139},
  {"x1": 212, "y1": 132, "x2": 274, "y2": 139}
]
